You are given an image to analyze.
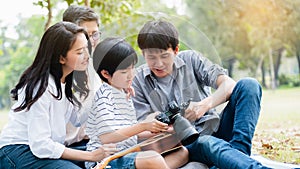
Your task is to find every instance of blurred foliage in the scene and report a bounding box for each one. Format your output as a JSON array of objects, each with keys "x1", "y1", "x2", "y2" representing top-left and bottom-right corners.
[{"x1": 1, "y1": 0, "x2": 300, "y2": 108}]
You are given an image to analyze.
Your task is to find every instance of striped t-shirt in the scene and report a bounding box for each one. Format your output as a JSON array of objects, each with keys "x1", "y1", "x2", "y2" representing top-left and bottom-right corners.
[{"x1": 85, "y1": 82, "x2": 137, "y2": 152}]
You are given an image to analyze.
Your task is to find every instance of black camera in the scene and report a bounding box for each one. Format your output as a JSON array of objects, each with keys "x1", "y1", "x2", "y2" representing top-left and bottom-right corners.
[{"x1": 155, "y1": 100, "x2": 199, "y2": 146}]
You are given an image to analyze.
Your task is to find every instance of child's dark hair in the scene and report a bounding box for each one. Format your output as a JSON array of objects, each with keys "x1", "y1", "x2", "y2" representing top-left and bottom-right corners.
[
  {"x1": 93, "y1": 37, "x2": 138, "y2": 83},
  {"x1": 137, "y1": 20, "x2": 179, "y2": 51}
]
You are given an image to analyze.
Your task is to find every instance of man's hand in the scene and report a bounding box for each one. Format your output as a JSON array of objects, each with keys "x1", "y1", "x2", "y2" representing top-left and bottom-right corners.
[{"x1": 184, "y1": 101, "x2": 209, "y2": 122}]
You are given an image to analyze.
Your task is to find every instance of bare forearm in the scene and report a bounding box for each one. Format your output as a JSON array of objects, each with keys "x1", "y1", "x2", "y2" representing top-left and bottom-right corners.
[
  {"x1": 206, "y1": 75, "x2": 236, "y2": 109},
  {"x1": 99, "y1": 123, "x2": 146, "y2": 144},
  {"x1": 61, "y1": 147, "x2": 96, "y2": 162}
]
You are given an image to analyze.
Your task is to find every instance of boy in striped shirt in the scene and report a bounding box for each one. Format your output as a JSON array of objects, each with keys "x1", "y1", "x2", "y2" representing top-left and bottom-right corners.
[{"x1": 85, "y1": 37, "x2": 188, "y2": 169}]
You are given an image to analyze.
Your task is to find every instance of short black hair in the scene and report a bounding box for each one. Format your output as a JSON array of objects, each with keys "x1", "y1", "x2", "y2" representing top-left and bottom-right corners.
[
  {"x1": 137, "y1": 20, "x2": 179, "y2": 51},
  {"x1": 93, "y1": 37, "x2": 138, "y2": 83},
  {"x1": 63, "y1": 5, "x2": 100, "y2": 26}
]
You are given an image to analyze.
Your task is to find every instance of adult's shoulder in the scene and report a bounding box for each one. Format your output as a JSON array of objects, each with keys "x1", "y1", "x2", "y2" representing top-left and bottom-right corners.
[
  {"x1": 177, "y1": 50, "x2": 204, "y2": 60},
  {"x1": 134, "y1": 63, "x2": 150, "y2": 80},
  {"x1": 135, "y1": 63, "x2": 148, "y2": 73}
]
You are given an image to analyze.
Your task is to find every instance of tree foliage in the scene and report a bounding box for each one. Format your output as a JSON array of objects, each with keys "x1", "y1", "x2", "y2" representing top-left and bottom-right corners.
[{"x1": 1, "y1": 0, "x2": 300, "y2": 108}]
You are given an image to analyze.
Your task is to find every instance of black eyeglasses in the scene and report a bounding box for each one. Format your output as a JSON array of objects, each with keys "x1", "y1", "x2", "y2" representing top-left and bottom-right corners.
[{"x1": 89, "y1": 31, "x2": 101, "y2": 41}]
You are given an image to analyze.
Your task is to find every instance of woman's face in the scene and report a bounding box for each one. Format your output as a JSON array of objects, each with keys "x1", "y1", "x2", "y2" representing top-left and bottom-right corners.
[{"x1": 61, "y1": 33, "x2": 89, "y2": 74}]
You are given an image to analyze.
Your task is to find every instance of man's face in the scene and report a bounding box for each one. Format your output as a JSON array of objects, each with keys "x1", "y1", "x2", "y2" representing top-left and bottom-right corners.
[
  {"x1": 143, "y1": 47, "x2": 176, "y2": 78},
  {"x1": 79, "y1": 21, "x2": 100, "y2": 52}
]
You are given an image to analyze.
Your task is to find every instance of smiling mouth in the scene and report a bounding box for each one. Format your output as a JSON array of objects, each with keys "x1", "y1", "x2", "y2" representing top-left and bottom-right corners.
[
  {"x1": 155, "y1": 69, "x2": 165, "y2": 72},
  {"x1": 82, "y1": 60, "x2": 88, "y2": 65}
]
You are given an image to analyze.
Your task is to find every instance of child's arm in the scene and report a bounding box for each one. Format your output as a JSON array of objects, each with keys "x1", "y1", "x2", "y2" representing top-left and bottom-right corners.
[{"x1": 99, "y1": 119, "x2": 168, "y2": 144}]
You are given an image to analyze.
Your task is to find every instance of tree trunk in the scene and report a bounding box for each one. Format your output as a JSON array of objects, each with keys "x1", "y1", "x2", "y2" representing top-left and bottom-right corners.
[
  {"x1": 256, "y1": 54, "x2": 265, "y2": 85},
  {"x1": 269, "y1": 48, "x2": 276, "y2": 89},
  {"x1": 274, "y1": 47, "x2": 284, "y2": 87},
  {"x1": 227, "y1": 58, "x2": 235, "y2": 78},
  {"x1": 261, "y1": 60, "x2": 266, "y2": 88},
  {"x1": 297, "y1": 50, "x2": 300, "y2": 77},
  {"x1": 85, "y1": 0, "x2": 90, "y2": 6},
  {"x1": 44, "y1": 0, "x2": 52, "y2": 31}
]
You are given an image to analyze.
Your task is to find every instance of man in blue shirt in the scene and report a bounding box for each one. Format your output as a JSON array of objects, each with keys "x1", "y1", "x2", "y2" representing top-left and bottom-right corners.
[{"x1": 132, "y1": 19, "x2": 271, "y2": 169}]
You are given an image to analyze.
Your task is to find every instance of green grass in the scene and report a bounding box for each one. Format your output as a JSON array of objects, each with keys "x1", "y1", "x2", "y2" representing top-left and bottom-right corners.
[
  {"x1": 0, "y1": 87, "x2": 299, "y2": 164},
  {"x1": 252, "y1": 87, "x2": 300, "y2": 164}
]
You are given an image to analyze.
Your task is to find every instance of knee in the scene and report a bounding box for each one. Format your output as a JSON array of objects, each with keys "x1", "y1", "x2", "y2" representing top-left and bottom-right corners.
[
  {"x1": 136, "y1": 151, "x2": 167, "y2": 169},
  {"x1": 187, "y1": 135, "x2": 232, "y2": 162},
  {"x1": 236, "y1": 77, "x2": 262, "y2": 97},
  {"x1": 189, "y1": 135, "x2": 230, "y2": 153},
  {"x1": 175, "y1": 146, "x2": 189, "y2": 162}
]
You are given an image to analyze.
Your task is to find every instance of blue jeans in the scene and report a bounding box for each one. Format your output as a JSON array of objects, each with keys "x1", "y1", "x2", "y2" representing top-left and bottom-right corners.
[
  {"x1": 0, "y1": 144, "x2": 81, "y2": 169},
  {"x1": 186, "y1": 78, "x2": 270, "y2": 168},
  {"x1": 86, "y1": 152, "x2": 137, "y2": 169},
  {"x1": 213, "y1": 77, "x2": 262, "y2": 155}
]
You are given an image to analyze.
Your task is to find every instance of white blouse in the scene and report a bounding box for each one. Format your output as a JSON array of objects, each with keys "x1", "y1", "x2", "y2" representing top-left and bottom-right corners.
[{"x1": 0, "y1": 75, "x2": 87, "y2": 158}]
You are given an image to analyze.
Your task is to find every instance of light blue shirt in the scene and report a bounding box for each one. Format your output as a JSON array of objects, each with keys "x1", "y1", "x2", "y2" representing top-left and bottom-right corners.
[{"x1": 132, "y1": 50, "x2": 228, "y2": 135}]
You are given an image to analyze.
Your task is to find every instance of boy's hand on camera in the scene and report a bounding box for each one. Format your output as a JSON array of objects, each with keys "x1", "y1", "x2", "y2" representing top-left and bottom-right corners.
[{"x1": 142, "y1": 113, "x2": 168, "y2": 133}]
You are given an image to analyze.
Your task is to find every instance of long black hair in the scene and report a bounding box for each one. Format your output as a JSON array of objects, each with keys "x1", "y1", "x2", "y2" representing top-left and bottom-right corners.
[{"x1": 11, "y1": 21, "x2": 90, "y2": 112}]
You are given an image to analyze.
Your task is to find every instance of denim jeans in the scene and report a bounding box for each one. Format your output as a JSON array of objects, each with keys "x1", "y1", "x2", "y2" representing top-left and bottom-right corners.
[
  {"x1": 86, "y1": 152, "x2": 137, "y2": 169},
  {"x1": 0, "y1": 144, "x2": 81, "y2": 169},
  {"x1": 186, "y1": 135, "x2": 270, "y2": 169},
  {"x1": 186, "y1": 78, "x2": 271, "y2": 169},
  {"x1": 213, "y1": 77, "x2": 262, "y2": 155}
]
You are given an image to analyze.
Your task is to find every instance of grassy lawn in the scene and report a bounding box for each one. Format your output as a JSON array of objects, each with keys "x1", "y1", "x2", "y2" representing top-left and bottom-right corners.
[
  {"x1": 252, "y1": 87, "x2": 300, "y2": 164},
  {"x1": 0, "y1": 87, "x2": 299, "y2": 164}
]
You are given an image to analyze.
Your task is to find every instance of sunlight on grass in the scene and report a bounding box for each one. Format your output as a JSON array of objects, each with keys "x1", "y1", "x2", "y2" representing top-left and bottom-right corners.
[{"x1": 253, "y1": 87, "x2": 300, "y2": 164}]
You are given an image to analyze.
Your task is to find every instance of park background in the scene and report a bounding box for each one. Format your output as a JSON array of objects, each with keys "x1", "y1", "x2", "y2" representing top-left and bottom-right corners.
[{"x1": 0, "y1": 0, "x2": 299, "y2": 165}]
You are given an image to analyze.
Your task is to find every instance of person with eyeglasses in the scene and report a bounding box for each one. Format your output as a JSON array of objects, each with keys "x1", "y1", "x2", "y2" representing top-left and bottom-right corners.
[
  {"x1": 62, "y1": 5, "x2": 104, "y2": 168},
  {"x1": 63, "y1": 5, "x2": 101, "y2": 52},
  {"x1": 88, "y1": 30, "x2": 102, "y2": 48}
]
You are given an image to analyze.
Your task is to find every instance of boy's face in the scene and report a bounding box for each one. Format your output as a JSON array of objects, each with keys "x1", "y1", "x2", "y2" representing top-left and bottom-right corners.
[
  {"x1": 143, "y1": 47, "x2": 176, "y2": 78},
  {"x1": 79, "y1": 21, "x2": 100, "y2": 52},
  {"x1": 109, "y1": 65, "x2": 135, "y2": 90}
]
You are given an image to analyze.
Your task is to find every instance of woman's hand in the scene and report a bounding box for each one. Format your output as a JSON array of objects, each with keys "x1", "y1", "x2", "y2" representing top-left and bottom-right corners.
[
  {"x1": 89, "y1": 143, "x2": 118, "y2": 162},
  {"x1": 102, "y1": 143, "x2": 118, "y2": 156},
  {"x1": 89, "y1": 146, "x2": 106, "y2": 162}
]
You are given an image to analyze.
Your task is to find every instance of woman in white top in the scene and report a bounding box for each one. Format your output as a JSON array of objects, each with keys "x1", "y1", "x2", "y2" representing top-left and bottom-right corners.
[{"x1": 0, "y1": 21, "x2": 111, "y2": 169}]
